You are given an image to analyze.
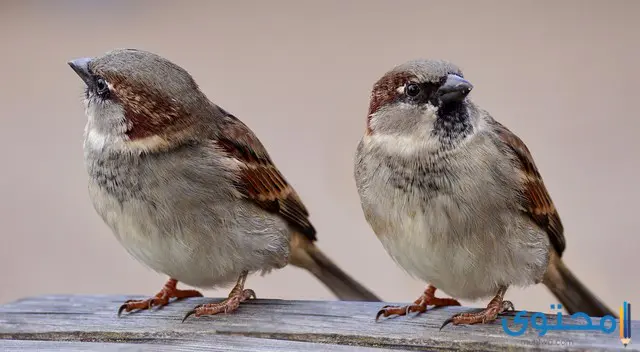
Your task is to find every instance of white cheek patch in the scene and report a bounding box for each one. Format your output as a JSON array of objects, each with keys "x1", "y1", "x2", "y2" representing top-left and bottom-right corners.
[
  {"x1": 366, "y1": 104, "x2": 441, "y2": 156},
  {"x1": 366, "y1": 134, "x2": 430, "y2": 156},
  {"x1": 85, "y1": 128, "x2": 108, "y2": 151},
  {"x1": 82, "y1": 91, "x2": 191, "y2": 155},
  {"x1": 82, "y1": 94, "x2": 162, "y2": 154},
  {"x1": 85, "y1": 126, "x2": 172, "y2": 155}
]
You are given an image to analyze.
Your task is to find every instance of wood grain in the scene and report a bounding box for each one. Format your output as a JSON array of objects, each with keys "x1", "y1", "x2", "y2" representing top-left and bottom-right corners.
[{"x1": 0, "y1": 295, "x2": 637, "y2": 351}]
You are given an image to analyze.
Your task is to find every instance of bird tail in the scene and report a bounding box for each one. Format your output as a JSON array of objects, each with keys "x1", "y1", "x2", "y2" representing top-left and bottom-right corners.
[
  {"x1": 543, "y1": 251, "x2": 615, "y2": 317},
  {"x1": 289, "y1": 232, "x2": 381, "y2": 302}
]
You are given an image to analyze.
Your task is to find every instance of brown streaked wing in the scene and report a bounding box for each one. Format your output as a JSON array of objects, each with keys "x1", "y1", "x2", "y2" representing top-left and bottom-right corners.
[
  {"x1": 490, "y1": 118, "x2": 566, "y2": 256},
  {"x1": 215, "y1": 111, "x2": 317, "y2": 241}
]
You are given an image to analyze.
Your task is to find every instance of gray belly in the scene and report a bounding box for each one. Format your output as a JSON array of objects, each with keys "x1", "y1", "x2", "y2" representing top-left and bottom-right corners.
[
  {"x1": 88, "y1": 181, "x2": 291, "y2": 289},
  {"x1": 373, "y1": 194, "x2": 549, "y2": 300}
]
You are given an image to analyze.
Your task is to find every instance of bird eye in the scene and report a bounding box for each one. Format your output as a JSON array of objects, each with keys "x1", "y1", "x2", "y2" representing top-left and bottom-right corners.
[
  {"x1": 405, "y1": 83, "x2": 421, "y2": 97},
  {"x1": 95, "y1": 77, "x2": 109, "y2": 97}
]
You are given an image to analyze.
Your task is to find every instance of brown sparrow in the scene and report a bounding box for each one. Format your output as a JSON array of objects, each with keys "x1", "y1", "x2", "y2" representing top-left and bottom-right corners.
[
  {"x1": 68, "y1": 49, "x2": 380, "y2": 320},
  {"x1": 353, "y1": 59, "x2": 615, "y2": 327}
]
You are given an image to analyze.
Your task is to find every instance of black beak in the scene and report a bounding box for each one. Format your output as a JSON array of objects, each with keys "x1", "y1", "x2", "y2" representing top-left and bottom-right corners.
[
  {"x1": 437, "y1": 74, "x2": 473, "y2": 105},
  {"x1": 68, "y1": 57, "x2": 93, "y2": 86}
]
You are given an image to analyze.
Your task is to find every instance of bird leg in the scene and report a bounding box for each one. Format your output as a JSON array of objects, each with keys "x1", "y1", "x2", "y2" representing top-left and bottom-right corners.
[
  {"x1": 117, "y1": 278, "x2": 203, "y2": 317},
  {"x1": 376, "y1": 285, "x2": 461, "y2": 321},
  {"x1": 440, "y1": 286, "x2": 514, "y2": 329},
  {"x1": 182, "y1": 271, "x2": 255, "y2": 322}
]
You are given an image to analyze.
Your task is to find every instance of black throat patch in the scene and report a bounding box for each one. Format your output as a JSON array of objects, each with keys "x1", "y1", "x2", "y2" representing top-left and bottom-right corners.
[{"x1": 432, "y1": 102, "x2": 473, "y2": 145}]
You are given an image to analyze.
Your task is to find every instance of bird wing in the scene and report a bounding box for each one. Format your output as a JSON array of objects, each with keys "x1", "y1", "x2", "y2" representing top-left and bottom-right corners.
[
  {"x1": 214, "y1": 108, "x2": 317, "y2": 241},
  {"x1": 489, "y1": 118, "x2": 566, "y2": 256}
]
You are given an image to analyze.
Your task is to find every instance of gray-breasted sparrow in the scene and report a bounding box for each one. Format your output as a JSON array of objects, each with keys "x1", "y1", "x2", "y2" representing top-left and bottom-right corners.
[
  {"x1": 69, "y1": 49, "x2": 380, "y2": 320},
  {"x1": 354, "y1": 59, "x2": 615, "y2": 326}
]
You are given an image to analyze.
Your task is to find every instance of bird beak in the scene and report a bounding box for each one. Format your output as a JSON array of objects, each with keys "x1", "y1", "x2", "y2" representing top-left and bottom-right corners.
[
  {"x1": 437, "y1": 74, "x2": 473, "y2": 105},
  {"x1": 68, "y1": 57, "x2": 93, "y2": 86}
]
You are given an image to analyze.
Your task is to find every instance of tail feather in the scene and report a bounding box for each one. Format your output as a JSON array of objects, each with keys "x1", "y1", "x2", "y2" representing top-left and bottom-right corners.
[
  {"x1": 289, "y1": 233, "x2": 381, "y2": 302},
  {"x1": 543, "y1": 251, "x2": 615, "y2": 318}
]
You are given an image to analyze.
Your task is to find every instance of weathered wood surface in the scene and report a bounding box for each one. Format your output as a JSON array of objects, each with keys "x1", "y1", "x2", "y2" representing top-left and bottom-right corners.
[{"x1": 0, "y1": 295, "x2": 637, "y2": 351}]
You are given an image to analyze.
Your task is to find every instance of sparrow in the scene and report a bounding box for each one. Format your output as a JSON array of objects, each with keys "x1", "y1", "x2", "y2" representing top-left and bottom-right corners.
[
  {"x1": 353, "y1": 59, "x2": 616, "y2": 327},
  {"x1": 68, "y1": 48, "x2": 380, "y2": 320}
]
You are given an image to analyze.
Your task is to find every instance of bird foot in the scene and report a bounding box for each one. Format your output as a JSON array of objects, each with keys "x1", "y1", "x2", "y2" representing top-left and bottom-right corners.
[
  {"x1": 117, "y1": 278, "x2": 202, "y2": 317},
  {"x1": 376, "y1": 285, "x2": 461, "y2": 321},
  {"x1": 440, "y1": 300, "x2": 514, "y2": 329},
  {"x1": 182, "y1": 288, "x2": 255, "y2": 322}
]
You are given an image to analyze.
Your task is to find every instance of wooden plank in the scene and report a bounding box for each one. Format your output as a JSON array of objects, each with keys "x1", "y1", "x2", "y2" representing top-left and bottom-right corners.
[
  {"x1": 0, "y1": 295, "x2": 637, "y2": 351},
  {"x1": 0, "y1": 336, "x2": 397, "y2": 351}
]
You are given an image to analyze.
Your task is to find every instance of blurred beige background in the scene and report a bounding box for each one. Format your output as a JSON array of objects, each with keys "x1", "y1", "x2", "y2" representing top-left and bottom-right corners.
[{"x1": 0, "y1": 0, "x2": 637, "y2": 314}]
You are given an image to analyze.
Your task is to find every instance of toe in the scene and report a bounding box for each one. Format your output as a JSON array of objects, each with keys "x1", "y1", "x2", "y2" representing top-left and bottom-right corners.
[
  {"x1": 225, "y1": 298, "x2": 241, "y2": 313},
  {"x1": 375, "y1": 305, "x2": 410, "y2": 321},
  {"x1": 501, "y1": 301, "x2": 515, "y2": 312},
  {"x1": 241, "y1": 289, "x2": 256, "y2": 301},
  {"x1": 117, "y1": 299, "x2": 153, "y2": 317},
  {"x1": 375, "y1": 308, "x2": 390, "y2": 321},
  {"x1": 406, "y1": 304, "x2": 426, "y2": 315}
]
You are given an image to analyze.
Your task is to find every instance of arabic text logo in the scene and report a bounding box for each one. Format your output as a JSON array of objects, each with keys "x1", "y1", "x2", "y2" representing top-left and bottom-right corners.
[{"x1": 501, "y1": 304, "x2": 618, "y2": 338}]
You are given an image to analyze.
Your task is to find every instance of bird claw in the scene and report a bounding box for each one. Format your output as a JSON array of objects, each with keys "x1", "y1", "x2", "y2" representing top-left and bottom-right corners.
[
  {"x1": 181, "y1": 305, "x2": 200, "y2": 323},
  {"x1": 376, "y1": 287, "x2": 460, "y2": 322},
  {"x1": 375, "y1": 305, "x2": 403, "y2": 321},
  {"x1": 117, "y1": 303, "x2": 128, "y2": 318},
  {"x1": 375, "y1": 304, "x2": 423, "y2": 321},
  {"x1": 439, "y1": 300, "x2": 515, "y2": 330},
  {"x1": 440, "y1": 317, "x2": 455, "y2": 331},
  {"x1": 182, "y1": 288, "x2": 255, "y2": 322},
  {"x1": 117, "y1": 298, "x2": 160, "y2": 317},
  {"x1": 116, "y1": 280, "x2": 203, "y2": 318}
]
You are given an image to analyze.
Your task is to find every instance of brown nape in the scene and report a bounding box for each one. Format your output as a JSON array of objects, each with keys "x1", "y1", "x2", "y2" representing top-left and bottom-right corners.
[
  {"x1": 120, "y1": 88, "x2": 191, "y2": 140},
  {"x1": 366, "y1": 72, "x2": 414, "y2": 134},
  {"x1": 86, "y1": 48, "x2": 205, "y2": 141}
]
